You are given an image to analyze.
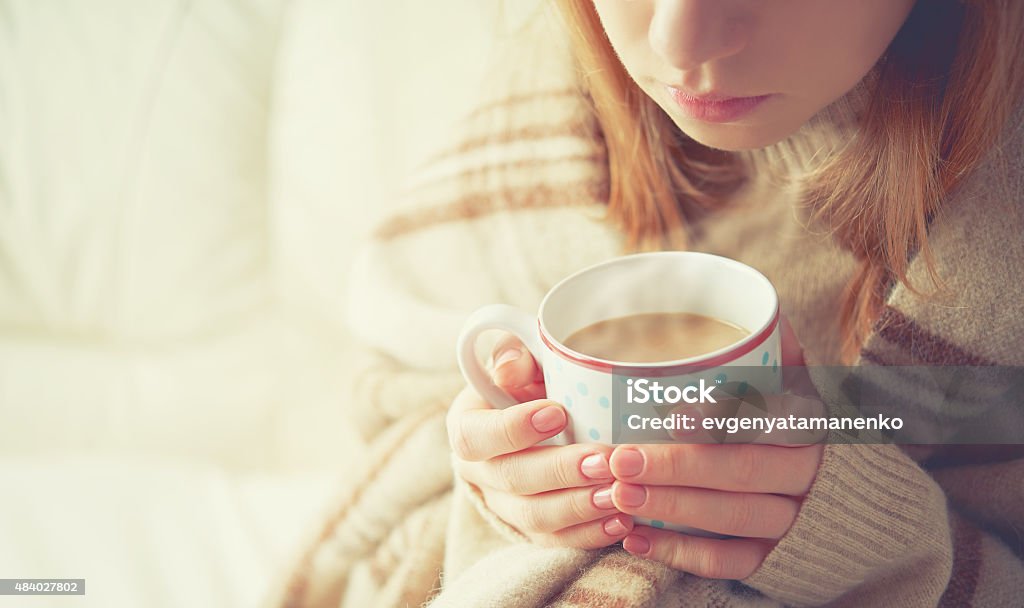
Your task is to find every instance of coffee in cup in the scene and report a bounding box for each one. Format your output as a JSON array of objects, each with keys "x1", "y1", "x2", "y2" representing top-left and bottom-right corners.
[{"x1": 564, "y1": 312, "x2": 750, "y2": 364}]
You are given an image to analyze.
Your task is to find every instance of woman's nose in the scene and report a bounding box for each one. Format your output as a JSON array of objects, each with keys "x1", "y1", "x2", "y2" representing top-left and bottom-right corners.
[{"x1": 648, "y1": 0, "x2": 749, "y2": 71}]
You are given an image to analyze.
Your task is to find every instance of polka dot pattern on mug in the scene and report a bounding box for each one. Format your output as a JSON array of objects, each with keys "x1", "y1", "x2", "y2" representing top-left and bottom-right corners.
[
  {"x1": 598, "y1": 396, "x2": 610, "y2": 409},
  {"x1": 577, "y1": 382, "x2": 589, "y2": 396},
  {"x1": 588, "y1": 428, "x2": 600, "y2": 440},
  {"x1": 762, "y1": 351, "x2": 770, "y2": 365}
]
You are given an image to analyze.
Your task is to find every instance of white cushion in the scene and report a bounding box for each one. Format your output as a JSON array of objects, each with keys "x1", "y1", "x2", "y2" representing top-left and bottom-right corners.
[
  {"x1": 0, "y1": 455, "x2": 338, "y2": 608},
  {"x1": 0, "y1": 0, "x2": 283, "y2": 338},
  {"x1": 0, "y1": 0, "x2": 301, "y2": 468},
  {"x1": 0, "y1": 0, "x2": 541, "y2": 469}
]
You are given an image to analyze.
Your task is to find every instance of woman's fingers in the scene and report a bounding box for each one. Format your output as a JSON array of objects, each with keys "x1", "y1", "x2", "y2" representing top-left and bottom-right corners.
[
  {"x1": 534, "y1": 513, "x2": 634, "y2": 550},
  {"x1": 457, "y1": 444, "x2": 614, "y2": 495},
  {"x1": 623, "y1": 526, "x2": 772, "y2": 580},
  {"x1": 489, "y1": 333, "x2": 545, "y2": 403},
  {"x1": 610, "y1": 482, "x2": 800, "y2": 539},
  {"x1": 481, "y1": 484, "x2": 619, "y2": 535},
  {"x1": 608, "y1": 443, "x2": 824, "y2": 496},
  {"x1": 447, "y1": 387, "x2": 568, "y2": 461}
]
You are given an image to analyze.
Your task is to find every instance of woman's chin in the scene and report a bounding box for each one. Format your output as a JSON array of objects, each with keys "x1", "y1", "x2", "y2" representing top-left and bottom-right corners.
[{"x1": 673, "y1": 119, "x2": 799, "y2": 152}]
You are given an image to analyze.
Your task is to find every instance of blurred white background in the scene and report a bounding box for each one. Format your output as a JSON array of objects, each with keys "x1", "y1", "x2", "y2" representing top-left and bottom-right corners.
[{"x1": 0, "y1": 0, "x2": 542, "y2": 606}]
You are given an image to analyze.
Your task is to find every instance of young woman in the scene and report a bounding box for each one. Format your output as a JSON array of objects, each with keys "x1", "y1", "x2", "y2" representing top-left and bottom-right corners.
[
  {"x1": 443, "y1": 0, "x2": 1024, "y2": 605},
  {"x1": 269, "y1": 1, "x2": 1024, "y2": 606}
]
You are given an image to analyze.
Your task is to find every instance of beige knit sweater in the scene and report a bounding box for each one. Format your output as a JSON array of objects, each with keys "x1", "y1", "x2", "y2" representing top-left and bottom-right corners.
[{"x1": 263, "y1": 7, "x2": 1024, "y2": 608}]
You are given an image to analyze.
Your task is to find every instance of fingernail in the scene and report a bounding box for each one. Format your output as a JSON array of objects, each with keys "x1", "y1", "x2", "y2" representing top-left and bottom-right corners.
[
  {"x1": 623, "y1": 534, "x2": 650, "y2": 555},
  {"x1": 592, "y1": 485, "x2": 614, "y2": 509},
  {"x1": 530, "y1": 405, "x2": 566, "y2": 433},
  {"x1": 617, "y1": 483, "x2": 647, "y2": 507},
  {"x1": 581, "y1": 453, "x2": 610, "y2": 479},
  {"x1": 603, "y1": 516, "x2": 628, "y2": 536},
  {"x1": 613, "y1": 448, "x2": 644, "y2": 478},
  {"x1": 494, "y1": 348, "x2": 522, "y2": 369}
]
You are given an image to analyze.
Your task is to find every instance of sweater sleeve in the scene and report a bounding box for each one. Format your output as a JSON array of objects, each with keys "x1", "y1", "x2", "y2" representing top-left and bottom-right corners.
[
  {"x1": 742, "y1": 442, "x2": 952, "y2": 606},
  {"x1": 742, "y1": 443, "x2": 1024, "y2": 607}
]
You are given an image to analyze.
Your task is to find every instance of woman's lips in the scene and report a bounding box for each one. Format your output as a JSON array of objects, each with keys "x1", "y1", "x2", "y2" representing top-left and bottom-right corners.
[{"x1": 666, "y1": 86, "x2": 772, "y2": 123}]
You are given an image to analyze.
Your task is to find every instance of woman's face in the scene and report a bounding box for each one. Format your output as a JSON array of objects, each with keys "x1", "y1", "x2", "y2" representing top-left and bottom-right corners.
[{"x1": 591, "y1": 0, "x2": 916, "y2": 150}]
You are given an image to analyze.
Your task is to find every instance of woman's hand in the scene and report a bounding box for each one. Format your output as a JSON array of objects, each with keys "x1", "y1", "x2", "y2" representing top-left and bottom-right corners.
[
  {"x1": 610, "y1": 440, "x2": 824, "y2": 578},
  {"x1": 612, "y1": 314, "x2": 825, "y2": 579},
  {"x1": 446, "y1": 334, "x2": 634, "y2": 548}
]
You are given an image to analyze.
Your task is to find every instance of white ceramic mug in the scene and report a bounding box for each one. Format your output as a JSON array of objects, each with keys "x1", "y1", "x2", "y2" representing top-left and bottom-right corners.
[{"x1": 456, "y1": 251, "x2": 782, "y2": 534}]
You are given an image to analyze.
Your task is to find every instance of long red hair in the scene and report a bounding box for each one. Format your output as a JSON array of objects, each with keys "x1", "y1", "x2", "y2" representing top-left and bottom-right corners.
[{"x1": 552, "y1": 0, "x2": 1024, "y2": 363}]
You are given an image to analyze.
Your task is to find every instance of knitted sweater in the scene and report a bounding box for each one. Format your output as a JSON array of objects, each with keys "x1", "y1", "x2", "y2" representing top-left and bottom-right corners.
[{"x1": 263, "y1": 7, "x2": 1024, "y2": 608}]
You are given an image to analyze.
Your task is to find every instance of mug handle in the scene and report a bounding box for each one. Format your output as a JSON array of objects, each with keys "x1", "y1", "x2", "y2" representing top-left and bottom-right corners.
[{"x1": 456, "y1": 304, "x2": 548, "y2": 409}]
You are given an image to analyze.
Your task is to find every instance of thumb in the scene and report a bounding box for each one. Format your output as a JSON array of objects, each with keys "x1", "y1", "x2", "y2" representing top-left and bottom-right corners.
[{"x1": 489, "y1": 333, "x2": 546, "y2": 403}]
